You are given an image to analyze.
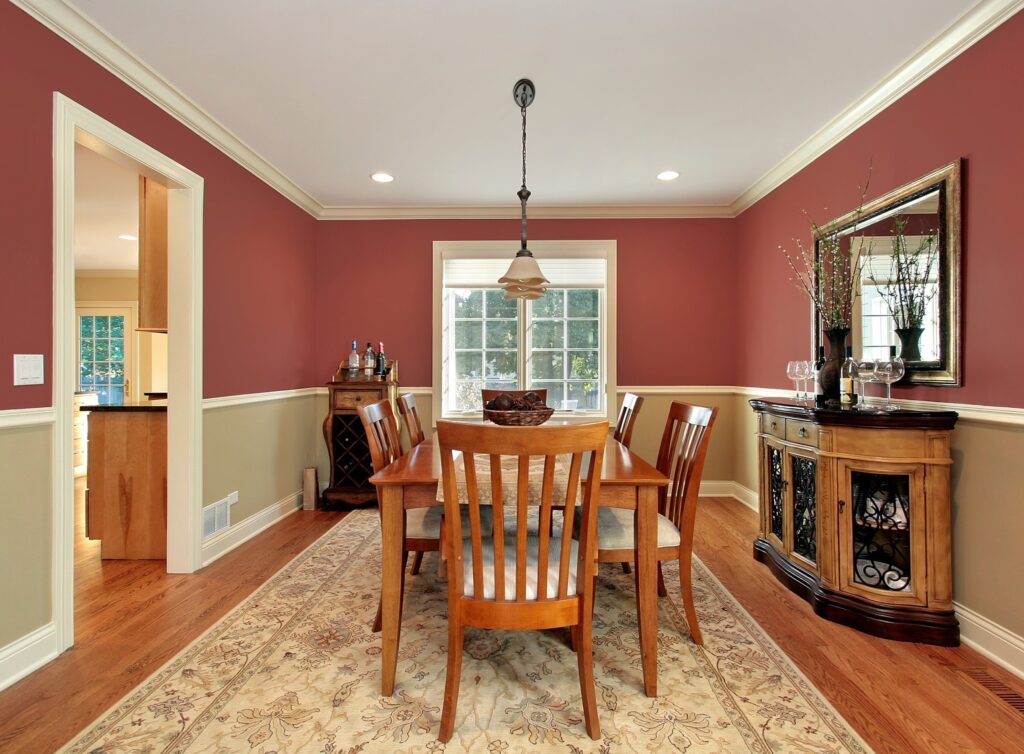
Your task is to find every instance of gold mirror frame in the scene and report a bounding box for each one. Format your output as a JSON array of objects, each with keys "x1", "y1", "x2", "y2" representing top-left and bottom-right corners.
[{"x1": 813, "y1": 160, "x2": 962, "y2": 385}]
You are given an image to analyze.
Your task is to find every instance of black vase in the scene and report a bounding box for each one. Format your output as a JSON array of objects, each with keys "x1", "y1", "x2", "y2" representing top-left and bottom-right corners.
[
  {"x1": 895, "y1": 326, "x2": 925, "y2": 362},
  {"x1": 817, "y1": 327, "x2": 850, "y2": 405}
]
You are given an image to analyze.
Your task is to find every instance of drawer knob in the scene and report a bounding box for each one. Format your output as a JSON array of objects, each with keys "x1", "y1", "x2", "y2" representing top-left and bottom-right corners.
[
  {"x1": 798, "y1": 427, "x2": 808, "y2": 437},
  {"x1": 770, "y1": 421, "x2": 778, "y2": 430}
]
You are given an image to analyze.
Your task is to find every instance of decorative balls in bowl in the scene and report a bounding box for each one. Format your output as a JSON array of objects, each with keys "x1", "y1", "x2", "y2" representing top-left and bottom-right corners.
[{"x1": 482, "y1": 392, "x2": 554, "y2": 426}]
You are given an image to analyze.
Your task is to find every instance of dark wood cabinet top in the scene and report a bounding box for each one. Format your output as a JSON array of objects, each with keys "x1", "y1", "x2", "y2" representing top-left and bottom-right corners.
[
  {"x1": 327, "y1": 372, "x2": 398, "y2": 387},
  {"x1": 80, "y1": 400, "x2": 168, "y2": 413},
  {"x1": 749, "y1": 397, "x2": 958, "y2": 430}
]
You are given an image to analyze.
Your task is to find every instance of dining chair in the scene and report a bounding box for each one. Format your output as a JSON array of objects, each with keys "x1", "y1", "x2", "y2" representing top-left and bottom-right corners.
[
  {"x1": 436, "y1": 420, "x2": 607, "y2": 742},
  {"x1": 613, "y1": 392, "x2": 644, "y2": 448},
  {"x1": 357, "y1": 399, "x2": 442, "y2": 626},
  {"x1": 397, "y1": 392, "x2": 426, "y2": 448},
  {"x1": 480, "y1": 388, "x2": 548, "y2": 405},
  {"x1": 591, "y1": 401, "x2": 717, "y2": 646}
]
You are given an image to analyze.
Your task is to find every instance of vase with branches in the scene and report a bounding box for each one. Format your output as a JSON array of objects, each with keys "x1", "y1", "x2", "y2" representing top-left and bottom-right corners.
[
  {"x1": 779, "y1": 171, "x2": 872, "y2": 403},
  {"x1": 868, "y1": 215, "x2": 938, "y2": 361}
]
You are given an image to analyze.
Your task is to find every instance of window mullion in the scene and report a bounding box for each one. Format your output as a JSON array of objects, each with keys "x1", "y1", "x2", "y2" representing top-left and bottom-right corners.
[{"x1": 519, "y1": 297, "x2": 528, "y2": 391}]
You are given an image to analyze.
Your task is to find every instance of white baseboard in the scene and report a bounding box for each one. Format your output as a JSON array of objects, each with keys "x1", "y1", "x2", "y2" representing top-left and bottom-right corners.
[
  {"x1": 700, "y1": 480, "x2": 758, "y2": 511},
  {"x1": 0, "y1": 622, "x2": 58, "y2": 693},
  {"x1": 955, "y1": 601, "x2": 1024, "y2": 680},
  {"x1": 201, "y1": 490, "x2": 303, "y2": 567}
]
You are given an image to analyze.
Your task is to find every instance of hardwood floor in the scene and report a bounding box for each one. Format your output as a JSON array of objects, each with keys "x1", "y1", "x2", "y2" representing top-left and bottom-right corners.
[{"x1": 0, "y1": 492, "x2": 1021, "y2": 752}]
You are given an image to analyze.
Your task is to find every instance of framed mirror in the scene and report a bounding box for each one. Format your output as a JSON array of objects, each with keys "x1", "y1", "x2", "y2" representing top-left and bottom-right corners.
[{"x1": 814, "y1": 160, "x2": 961, "y2": 385}]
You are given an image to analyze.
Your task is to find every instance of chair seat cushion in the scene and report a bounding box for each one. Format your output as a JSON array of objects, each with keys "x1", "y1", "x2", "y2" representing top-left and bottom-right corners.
[
  {"x1": 405, "y1": 505, "x2": 494, "y2": 540},
  {"x1": 587, "y1": 507, "x2": 681, "y2": 550},
  {"x1": 461, "y1": 536, "x2": 578, "y2": 600}
]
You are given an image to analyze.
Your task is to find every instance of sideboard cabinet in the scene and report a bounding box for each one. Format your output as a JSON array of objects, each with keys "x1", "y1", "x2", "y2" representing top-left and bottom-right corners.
[
  {"x1": 322, "y1": 368, "x2": 399, "y2": 508},
  {"x1": 749, "y1": 398, "x2": 959, "y2": 645}
]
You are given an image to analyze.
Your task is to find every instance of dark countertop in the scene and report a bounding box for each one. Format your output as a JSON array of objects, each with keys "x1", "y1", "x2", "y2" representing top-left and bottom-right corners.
[
  {"x1": 749, "y1": 396, "x2": 958, "y2": 429},
  {"x1": 80, "y1": 399, "x2": 167, "y2": 413}
]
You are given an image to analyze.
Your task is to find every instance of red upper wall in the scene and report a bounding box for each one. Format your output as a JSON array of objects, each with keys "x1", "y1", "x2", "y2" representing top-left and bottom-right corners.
[
  {"x1": 735, "y1": 10, "x2": 1024, "y2": 407},
  {"x1": 0, "y1": 3, "x2": 317, "y2": 408},
  {"x1": 314, "y1": 218, "x2": 738, "y2": 387}
]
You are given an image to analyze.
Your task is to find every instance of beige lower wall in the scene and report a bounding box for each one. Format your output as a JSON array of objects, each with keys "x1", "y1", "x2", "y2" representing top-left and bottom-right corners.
[
  {"x1": 203, "y1": 395, "x2": 320, "y2": 521},
  {"x1": 0, "y1": 424, "x2": 53, "y2": 648}
]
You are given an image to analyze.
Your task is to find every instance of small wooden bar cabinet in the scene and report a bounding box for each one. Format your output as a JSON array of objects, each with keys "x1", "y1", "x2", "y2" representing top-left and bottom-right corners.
[
  {"x1": 322, "y1": 367, "x2": 398, "y2": 507},
  {"x1": 749, "y1": 398, "x2": 959, "y2": 645}
]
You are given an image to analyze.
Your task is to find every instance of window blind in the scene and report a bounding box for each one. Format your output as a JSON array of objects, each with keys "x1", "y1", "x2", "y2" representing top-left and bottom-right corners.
[{"x1": 443, "y1": 257, "x2": 607, "y2": 288}]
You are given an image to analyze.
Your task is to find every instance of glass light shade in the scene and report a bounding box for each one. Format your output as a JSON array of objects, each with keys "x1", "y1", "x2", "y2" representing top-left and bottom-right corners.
[
  {"x1": 498, "y1": 253, "x2": 548, "y2": 286},
  {"x1": 503, "y1": 287, "x2": 545, "y2": 301}
]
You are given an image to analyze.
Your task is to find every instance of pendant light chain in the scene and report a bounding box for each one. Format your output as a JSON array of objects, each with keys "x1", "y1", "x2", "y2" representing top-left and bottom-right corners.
[{"x1": 519, "y1": 104, "x2": 530, "y2": 253}]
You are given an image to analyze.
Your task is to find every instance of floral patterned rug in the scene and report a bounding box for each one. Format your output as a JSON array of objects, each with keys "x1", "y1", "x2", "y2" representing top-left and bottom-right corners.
[{"x1": 61, "y1": 510, "x2": 871, "y2": 753}]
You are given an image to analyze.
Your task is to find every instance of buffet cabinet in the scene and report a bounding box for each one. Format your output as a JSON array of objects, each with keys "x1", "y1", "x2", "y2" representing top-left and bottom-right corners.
[
  {"x1": 322, "y1": 369, "x2": 399, "y2": 508},
  {"x1": 749, "y1": 398, "x2": 959, "y2": 645}
]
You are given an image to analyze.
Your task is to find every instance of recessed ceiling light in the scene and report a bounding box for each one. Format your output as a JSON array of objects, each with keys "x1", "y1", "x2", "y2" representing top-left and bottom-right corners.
[
  {"x1": 657, "y1": 170, "x2": 680, "y2": 181},
  {"x1": 118, "y1": 234, "x2": 138, "y2": 241},
  {"x1": 371, "y1": 172, "x2": 394, "y2": 183}
]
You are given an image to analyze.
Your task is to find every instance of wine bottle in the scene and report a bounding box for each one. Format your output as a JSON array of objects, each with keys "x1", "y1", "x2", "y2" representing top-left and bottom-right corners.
[
  {"x1": 813, "y1": 346, "x2": 826, "y2": 407},
  {"x1": 840, "y1": 345, "x2": 858, "y2": 408},
  {"x1": 347, "y1": 340, "x2": 360, "y2": 371},
  {"x1": 363, "y1": 342, "x2": 376, "y2": 375},
  {"x1": 375, "y1": 341, "x2": 387, "y2": 376}
]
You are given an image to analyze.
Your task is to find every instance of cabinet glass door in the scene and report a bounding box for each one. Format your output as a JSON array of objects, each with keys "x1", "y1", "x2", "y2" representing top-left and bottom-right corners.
[
  {"x1": 839, "y1": 461, "x2": 926, "y2": 605},
  {"x1": 790, "y1": 451, "x2": 817, "y2": 566},
  {"x1": 765, "y1": 439, "x2": 786, "y2": 547}
]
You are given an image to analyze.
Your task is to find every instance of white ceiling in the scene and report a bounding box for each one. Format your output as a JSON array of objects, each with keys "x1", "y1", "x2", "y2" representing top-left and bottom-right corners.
[
  {"x1": 74, "y1": 143, "x2": 139, "y2": 270},
  {"x1": 69, "y1": 0, "x2": 977, "y2": 209}
]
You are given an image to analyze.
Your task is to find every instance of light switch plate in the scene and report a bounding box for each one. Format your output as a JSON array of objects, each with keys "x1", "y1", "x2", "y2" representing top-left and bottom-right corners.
[{"x1": 13, "y1": 354, "x2": 44, "y2": 386}]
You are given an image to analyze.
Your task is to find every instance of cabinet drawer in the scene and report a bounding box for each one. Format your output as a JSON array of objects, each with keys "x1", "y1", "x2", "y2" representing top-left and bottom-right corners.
[
  {"x1": 786, "y1": 419, "x2": 818, "y2": 447},
  {"x1": 762, "y1": 414, "x2": 786, "y2": 439},
  {"x1": 333, "y1": 390, "x2": 381, "y2": 410}
]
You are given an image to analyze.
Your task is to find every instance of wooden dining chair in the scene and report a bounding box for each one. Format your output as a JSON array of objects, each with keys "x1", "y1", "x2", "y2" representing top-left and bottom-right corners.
[
  {"x1": 436, "y1": 420, "x2": 607, "y2": 742},
  {"x1": 397, "y1": 392, "x2": 426, "y2": 448},
  {"x1": 592, "y1": 401, "x2": 717, "y2": 646},
  {"x1": 357, "y1": 399, "x2": 442, "y2": 626},
  {"x1": 613, "y1": 392, "x2": 644, "y2": 448},
  {"x1": 480, "y1": 388, "x2": 548, "y2": 405}
]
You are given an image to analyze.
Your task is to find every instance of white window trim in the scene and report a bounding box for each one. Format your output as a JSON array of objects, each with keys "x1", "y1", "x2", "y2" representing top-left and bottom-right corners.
[{"x1": 432, "y1": 240, "x2": 617, "y2": 424}]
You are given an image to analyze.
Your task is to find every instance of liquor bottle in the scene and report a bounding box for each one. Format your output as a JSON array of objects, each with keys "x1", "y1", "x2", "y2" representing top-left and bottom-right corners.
[
  {"x1": 347, "y1": 340, "x2": 360, "y2": 371},
  {"x1": 375, "y1": 342, "x2": 388, "y2": 376},
  {"x1": 840, "y1": 345, "x2": 858, "y2": 408},
  {"x1": 813, "y1": 346, "x2": 826, "y2": 406},
  {"x1": 363, "y1": 342, "x2": 376, "y2": 374}
]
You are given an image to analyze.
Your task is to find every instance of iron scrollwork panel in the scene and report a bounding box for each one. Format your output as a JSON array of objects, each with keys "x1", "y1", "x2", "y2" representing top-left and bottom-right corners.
[
  {"x1": 791, "y1": 455, "x2": 817, "y2": 564},
  {"x1": 768, "y1": 445, "x2": 784, "y2": 539},
  {"x1": 850, "y1": 471, "x2": 912, "y2": 592}
]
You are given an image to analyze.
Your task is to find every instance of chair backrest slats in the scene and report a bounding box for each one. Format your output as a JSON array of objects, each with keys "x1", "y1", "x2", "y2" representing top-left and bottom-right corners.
[
  {"x1": 397, "y1": 393, "x2": 426, "y2": 448},
  {"x1": 357, "y1": 399, "x2": 403, "y2": 474},
  {"x1": 655, "y1": 402, "x2": 718, "y2": 532},
  {"x1": 437, "y1": 421, "x2": 607, "y2": 607},
  {"x1": 613, "y1": 392, "x2": 644, "y2": 448},
  {"x1": 490, "y1": 454, "x2": 505, "y2": 601}
]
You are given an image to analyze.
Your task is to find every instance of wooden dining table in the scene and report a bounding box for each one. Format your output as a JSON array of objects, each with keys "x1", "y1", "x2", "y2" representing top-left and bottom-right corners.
[{"x1": 369, "y1": 429, "x2": 669, "y2": 698}]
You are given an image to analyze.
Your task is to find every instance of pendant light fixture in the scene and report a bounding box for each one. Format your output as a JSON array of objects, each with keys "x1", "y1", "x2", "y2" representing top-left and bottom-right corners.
[{"x1": 499, "y1": 78, "x2": 548, "y2": 299}]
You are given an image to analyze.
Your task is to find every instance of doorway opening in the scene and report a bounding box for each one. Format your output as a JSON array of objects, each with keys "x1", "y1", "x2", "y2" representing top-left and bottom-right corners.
[{"x1": 53, "y1": 93, "x2": 204, "y2": 653}]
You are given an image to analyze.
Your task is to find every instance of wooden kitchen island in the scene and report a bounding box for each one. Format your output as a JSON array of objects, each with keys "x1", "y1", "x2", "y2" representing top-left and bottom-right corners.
[{"x1": 81, "y1": 401, "x2": 167, "y2": 559}]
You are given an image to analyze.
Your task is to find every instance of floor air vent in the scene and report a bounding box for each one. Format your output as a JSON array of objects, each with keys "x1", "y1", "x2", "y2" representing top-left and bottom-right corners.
[{"x1": 961, "y1": 668, "x2": 1024, "y2": 714}]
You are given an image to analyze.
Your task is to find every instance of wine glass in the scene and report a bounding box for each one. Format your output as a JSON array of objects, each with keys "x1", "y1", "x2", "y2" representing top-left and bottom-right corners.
[
  {"x1": 855, "y1": 357, "x2": 877, "y2": 408},
  {"x1": 786, "y1": 361, "x2": 802, "y2": 402},
  {"x1": 875, "y1": 357, "x2": 906, "y2": 411},
  {"x1": 799, "y1": 360, "x2": 814, "y2": 404}
]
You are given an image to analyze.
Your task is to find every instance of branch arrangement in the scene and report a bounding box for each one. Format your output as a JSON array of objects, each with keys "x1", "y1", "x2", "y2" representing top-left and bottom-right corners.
[{"x1": 868, "y1": 215, "x2": 939, "y2": 329}]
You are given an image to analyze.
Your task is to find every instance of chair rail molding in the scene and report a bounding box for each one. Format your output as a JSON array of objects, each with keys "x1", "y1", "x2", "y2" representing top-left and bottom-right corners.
[{"x1": 0, "y1": 407, "x2": 56, "y2": 430}]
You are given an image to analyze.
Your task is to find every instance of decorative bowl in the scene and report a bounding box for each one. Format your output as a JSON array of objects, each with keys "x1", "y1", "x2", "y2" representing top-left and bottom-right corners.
[{"x1": 483, "y1": 406, "x2": 555, "y2": 426}]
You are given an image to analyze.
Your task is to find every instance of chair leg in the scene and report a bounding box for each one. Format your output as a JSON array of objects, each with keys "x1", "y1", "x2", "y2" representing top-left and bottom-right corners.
[
  {"x1": 679, "y1": 558, "x2": 702, "y2": 645},
  {"x1": 620, "y1": 562, "x2": 631, "y2": 574},
  {"x1": 410, "y1": 551, "x2": 424, "y2": 575},
  {"x1": 657, "y1": 562, "x2": 668, "y2": 597},
  {"x1": 576, "y1": 608, "x2": 601, "y2": 739},
  {"x1": 372, "y1": 597, "x2": 382, "y2": 633},
  {"x1": 438, "y1": 620, "x2": 465, "y2": 742}
]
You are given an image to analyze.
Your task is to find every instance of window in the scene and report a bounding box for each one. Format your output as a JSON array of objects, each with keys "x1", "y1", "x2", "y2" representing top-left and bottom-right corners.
[
  {"x1": 434, "y1": 241, "x2": 616, "y2": 419},
  {"x1": 77, "y1": 306, "x2": 135, "y2": 405}
]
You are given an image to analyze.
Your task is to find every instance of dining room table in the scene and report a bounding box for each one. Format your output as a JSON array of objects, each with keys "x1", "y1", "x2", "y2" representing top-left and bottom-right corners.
[{"x1": 368, "y1": 426, "x2": 670, "y2": 698}]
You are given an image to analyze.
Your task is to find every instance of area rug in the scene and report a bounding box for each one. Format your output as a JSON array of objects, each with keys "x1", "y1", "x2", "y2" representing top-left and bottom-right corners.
[{"x1": 61, "y1": 510, "x2": 872, "y2": 753}]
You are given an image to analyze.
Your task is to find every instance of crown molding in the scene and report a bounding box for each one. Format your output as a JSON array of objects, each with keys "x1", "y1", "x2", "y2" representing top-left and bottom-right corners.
[
  {"x1": 11, "y1": 0, "x2": 321, "y2": 217},
  {"x1": 16, "y1": 0, "x2": 1022, "y2": 222},
  {"x1": 731, "y1": 0, "x2": 1024, "y2": 215},
  {"x1": 317, "y1": 203, "x2": 736, "y2": 220}
]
